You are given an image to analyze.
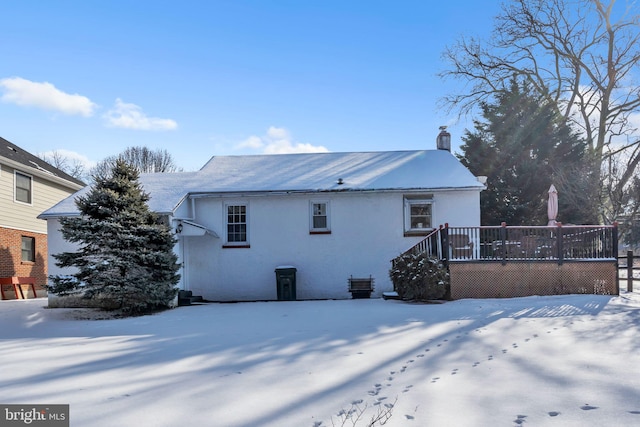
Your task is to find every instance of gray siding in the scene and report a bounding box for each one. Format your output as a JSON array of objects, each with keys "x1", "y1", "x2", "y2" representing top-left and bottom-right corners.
[{"x1": 0, "y1": 163, "x2": 78, "y2": 234}]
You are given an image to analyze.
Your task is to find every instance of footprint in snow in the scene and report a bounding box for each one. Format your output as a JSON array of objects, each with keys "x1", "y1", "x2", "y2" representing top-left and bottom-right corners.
[
  {"x1": 431, "y1": 377, "x2": 440, "y2": 383},
  {"x1": 581, "y1": 404, "x2": 598, "y2": 411},
  {"x1": 405, "y1": 414, "x2": 415, "y2": 420},
  {"x1": 451, "y1": 368, "x2": 459, "y2": 375},
  {"x1": 513, "y1": 414, "x2": 527, "y2": 425},
  {"x1": 472, "y1": 361, "x2": 480, "y2": 367},
  {"x1": 416, "y1": 354, "x2": 425, "y2": 358},
  {"x1": 548, "y1": 411, "x2": 560, "y2": 417}
]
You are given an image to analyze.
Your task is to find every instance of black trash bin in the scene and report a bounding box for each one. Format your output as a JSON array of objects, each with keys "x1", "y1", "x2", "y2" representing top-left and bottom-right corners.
[{"x1": 275, "y1": 266, "x2": 297, "y2": 301}]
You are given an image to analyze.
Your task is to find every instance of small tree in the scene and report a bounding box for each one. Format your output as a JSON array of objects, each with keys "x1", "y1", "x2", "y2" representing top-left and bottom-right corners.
[
  {"x1": 458, "y1": 78, "x2": 596, "y2": 225},
  {"x1": 48, "y1": 160, "x2": 180, "y2": 314}
]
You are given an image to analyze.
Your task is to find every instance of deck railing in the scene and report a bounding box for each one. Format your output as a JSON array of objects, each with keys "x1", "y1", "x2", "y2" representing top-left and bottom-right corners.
[
  {"x1": 402, "y1": 223, "x2": 618, "y2": 264},
  {"x1": 403, "y1": 225, "x2": 444, "y2": 258}
]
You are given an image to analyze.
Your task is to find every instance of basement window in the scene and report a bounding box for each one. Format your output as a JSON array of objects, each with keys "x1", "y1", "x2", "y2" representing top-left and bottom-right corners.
[{"x1": 21, "y1": 236, "x2": 35, "y2": 262}]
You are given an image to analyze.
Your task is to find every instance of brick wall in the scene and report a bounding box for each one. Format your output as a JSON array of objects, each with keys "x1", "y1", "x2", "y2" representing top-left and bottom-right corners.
[{"x1": 0, "y1": 226, "x2": 48, "y2": 287}]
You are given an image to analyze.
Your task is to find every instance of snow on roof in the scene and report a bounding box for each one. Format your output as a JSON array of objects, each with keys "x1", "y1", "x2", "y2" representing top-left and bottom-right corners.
[{"x1": 40, "y1": 149, "x2": 483, "y2": 218}]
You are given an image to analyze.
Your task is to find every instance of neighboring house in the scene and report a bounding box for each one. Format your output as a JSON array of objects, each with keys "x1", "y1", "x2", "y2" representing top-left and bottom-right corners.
[
  {"x1": 0, "y1": 136, "x2": 85, "y2": 299},
  {"x1": 41, "y1": 145, "x2": 484, "y2": 302}
]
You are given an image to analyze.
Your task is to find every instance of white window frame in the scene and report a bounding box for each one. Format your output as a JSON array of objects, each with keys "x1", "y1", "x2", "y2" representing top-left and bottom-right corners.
[
  {"x1": 404, "y1": 196, "x2": 433, "y2": 234},
  {"x1": 14, "y1": 171, "x2": 33, "y2": 205},
  {"x1": 310, "y1": 200, "x2": 331, "y2": 233},
  {"x1": 224, "y1": 202, "x2": 249, "y2": 247}
]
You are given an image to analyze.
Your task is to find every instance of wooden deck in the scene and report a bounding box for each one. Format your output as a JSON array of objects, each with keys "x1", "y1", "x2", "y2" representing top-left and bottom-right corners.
[{"x1": 397, "y1": 224, "x2": 619, "y2": 299}]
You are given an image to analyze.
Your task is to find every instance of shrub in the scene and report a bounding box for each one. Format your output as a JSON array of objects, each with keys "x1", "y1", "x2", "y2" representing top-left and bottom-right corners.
[{"x1": 389, "y1": 252, "x2": 449, "y2": 301}]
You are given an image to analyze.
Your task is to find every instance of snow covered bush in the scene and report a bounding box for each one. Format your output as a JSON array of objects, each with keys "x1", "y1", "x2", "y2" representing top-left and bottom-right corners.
[
  {"x1": 389, "y1": 252, "x2": 449, "y2": 301},
  {"x1": 48, "y1": 160, "x2": 180, "y2": 314}
]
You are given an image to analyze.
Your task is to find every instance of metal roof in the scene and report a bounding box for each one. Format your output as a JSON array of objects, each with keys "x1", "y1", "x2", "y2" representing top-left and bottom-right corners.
[{"x1": 40, "y1": 149, "x2": 484, "y2": 218}]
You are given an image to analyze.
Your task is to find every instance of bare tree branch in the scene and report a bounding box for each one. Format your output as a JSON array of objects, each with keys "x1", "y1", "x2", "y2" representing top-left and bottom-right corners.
[{"x1": 440, "y1": 0, "x2": 640, "y2": 221}]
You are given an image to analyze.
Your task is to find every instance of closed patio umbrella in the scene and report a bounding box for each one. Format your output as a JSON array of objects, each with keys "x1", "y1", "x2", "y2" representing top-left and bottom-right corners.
[{"x1": 547, "y1": 184, "x2": 558, "y2": 226}]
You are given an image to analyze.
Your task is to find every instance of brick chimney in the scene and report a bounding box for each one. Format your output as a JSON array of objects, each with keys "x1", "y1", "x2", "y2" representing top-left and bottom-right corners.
[{"x1": 436, "y1": 126, "x2": 451, "y2": 151}]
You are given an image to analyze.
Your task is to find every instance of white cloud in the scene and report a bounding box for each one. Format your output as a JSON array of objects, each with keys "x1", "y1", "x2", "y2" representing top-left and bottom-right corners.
[
  {"x1": 237, "y1": 126, "x2": 329, "y2": 154},
  {"x1": 237, "y1": 135, "x2": 265, "y2": 150},
  {"x1": 266, "y1": 126, "x2": 290, "y2": 140},
  {"x1": 0, "y1": 76, "x2": 96, "y2": 117},
  {"x1": 104, "y1": 98, "x2": 178, "y2": 131}
]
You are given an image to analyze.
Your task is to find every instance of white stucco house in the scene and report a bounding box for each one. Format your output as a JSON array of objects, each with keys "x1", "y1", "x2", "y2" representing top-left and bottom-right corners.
[{"x1": 40, "y1": 147, "x2": 484, "y2": 302}]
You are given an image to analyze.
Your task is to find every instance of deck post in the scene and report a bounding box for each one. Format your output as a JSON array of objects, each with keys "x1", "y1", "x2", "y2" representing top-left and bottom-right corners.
[
  {"x1": 500, "y1": 222, "x2": 507, "y2": 265},
  {"x1": 556, "y1": 224, "x2": 564, "y2": 265},
  {"x1": 627, "y1": 250, "x2": 634, "y2": 292},
  {"x1": 441, "y1": 223, "x2": 450, "y2": 265}
]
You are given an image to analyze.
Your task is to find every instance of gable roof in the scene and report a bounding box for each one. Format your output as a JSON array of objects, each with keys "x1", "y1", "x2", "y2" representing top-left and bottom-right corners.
[
  {"x1": 0, "y1": 136, "x2": 85, "y2": 188},
  {"x1": 40, "y1": 149, "x2": 484, "y2": 218}
]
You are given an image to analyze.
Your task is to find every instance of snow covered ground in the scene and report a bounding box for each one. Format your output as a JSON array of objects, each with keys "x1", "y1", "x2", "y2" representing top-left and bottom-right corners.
[{"x1": 1, "y1": 292, "x2": 640, "y2": 427}]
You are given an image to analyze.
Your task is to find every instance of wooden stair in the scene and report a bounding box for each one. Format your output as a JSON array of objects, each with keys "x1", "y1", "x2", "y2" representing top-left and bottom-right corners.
[{"x1": 178, "y1": 290, "x2": 205, "y2": 306}]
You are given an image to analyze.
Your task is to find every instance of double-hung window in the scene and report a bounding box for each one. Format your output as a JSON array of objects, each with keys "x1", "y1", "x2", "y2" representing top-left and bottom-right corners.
[
  {"x1": 21, "y1": 236, "x2": 35, "y2": 262},
  {"x1": 225, "y1": 203, "x2": 249, "y2": 247},
  {"x1": 404, "y1": 196, "x2": 433, "y2": 235},
  {"x1": 15, "y1": 171, "x2": 32, "y2": 204},
  {"x1": 310, "y1": 201, "x2": 330, "y2": 234}
]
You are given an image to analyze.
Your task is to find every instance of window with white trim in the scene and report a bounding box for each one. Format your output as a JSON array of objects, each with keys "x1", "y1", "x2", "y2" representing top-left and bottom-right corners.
[
  {"x1": 310, "y1": 201, "x2": 330, "y2": 233},
  {"x1": 225, "y1": 203, "x2": 248, "y2": 245},
  {"x1": 404, "y1": 196, "x2": 433, "y2": 234},
  {"x1": 15, "y1": 171, "x2": 32, "y2": 204}
]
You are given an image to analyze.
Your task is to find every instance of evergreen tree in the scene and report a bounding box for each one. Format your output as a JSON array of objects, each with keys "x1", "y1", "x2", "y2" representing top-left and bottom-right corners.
[
  {"x1": 49, "y1": 160, "x2": 180, "y2": 313},
  {"x1": 458, "y1": 78, "x2": 597, "y2": 225}
]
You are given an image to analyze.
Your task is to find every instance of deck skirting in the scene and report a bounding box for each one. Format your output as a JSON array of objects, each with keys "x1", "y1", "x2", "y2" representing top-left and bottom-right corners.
[{"x1": 449, "y1": 260, "x2": 618, "y2": 299}]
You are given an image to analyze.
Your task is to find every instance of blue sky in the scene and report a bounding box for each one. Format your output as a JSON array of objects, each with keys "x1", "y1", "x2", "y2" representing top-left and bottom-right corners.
[{"x1": 0, "y1": 1, "x2": 501, "y2": 172}]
